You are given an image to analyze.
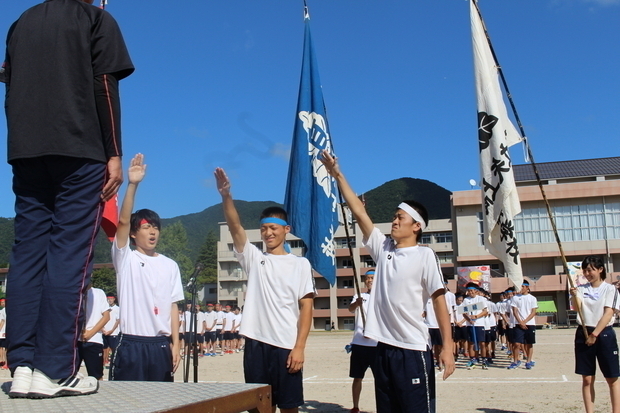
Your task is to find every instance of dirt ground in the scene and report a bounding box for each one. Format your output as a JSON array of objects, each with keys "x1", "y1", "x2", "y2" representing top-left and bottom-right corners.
[{"x1": 0, "y1": 327, "x2": 614, "y2": 412}]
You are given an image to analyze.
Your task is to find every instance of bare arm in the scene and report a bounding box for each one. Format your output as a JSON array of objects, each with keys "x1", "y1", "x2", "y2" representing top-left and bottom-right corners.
[
  {"x1": 348, "y1": 296, "x2": 363, "y2": 313},
  {"x1": 431, "y1": 291, "x2": 455, "y2": 380},
  {"x1": 287, "y1": 295, "x2": 314, "y2": 374},
  {"x1": 319, "y1": 151, "x2": 374, "y2": 239},
  {"x1": 83, "y1": 311, "x2": 111, "y2": 342},
  {"x1": 214, "y1": 168, "x2": 247, "y2": 252},
  {"x1": 116, "y1": 154, "x2": 146, "y2": 249}
]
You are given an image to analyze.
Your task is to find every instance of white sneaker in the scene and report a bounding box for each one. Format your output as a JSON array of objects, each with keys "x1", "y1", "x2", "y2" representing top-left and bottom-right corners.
[
  {"x1": 9, "y1": 366, "x2": 33, "y2": 398},
  {"x1": 28, "y1": 369, "x2": 99, "y2": 398}
]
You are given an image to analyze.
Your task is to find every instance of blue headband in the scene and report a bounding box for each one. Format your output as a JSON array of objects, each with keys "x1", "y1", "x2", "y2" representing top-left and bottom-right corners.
[
  {"x1": 260, "y1": 217, "x2": 288, "y2": 226},
  {"x1": 365, "y1": 271, "x2": 375, "y2": 275},
  {"x1": 466, "y1": 286, "x2": 478, "y2": 290}
]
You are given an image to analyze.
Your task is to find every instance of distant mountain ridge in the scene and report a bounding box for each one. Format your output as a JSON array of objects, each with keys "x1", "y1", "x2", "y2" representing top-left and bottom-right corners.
[{"x1": 0, "y1": 178, "x2": 451, "y2": 265}]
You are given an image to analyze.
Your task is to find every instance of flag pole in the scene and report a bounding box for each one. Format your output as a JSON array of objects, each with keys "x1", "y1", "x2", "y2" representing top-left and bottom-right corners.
[
  {"x1": 472, "y1": 0, "x2": 587, "y2": 338},
  {"x1": 338, "y1": 200, "x2": 366, "y2": 328}
]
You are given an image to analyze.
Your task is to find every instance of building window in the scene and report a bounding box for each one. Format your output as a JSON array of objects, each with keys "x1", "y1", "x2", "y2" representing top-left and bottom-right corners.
[
  {"x1": 435, "y1": 232, "x2": 452, "y2": 243},
  {"x1": 209, "y1": 288, "x2": 216, "y2": 294},
  {"x1": 361, "y1": 256, "x2": 376, "y2": 267},
  {"x1": 335, "y1": 237, "x2": 356, "y2": 249},
  {"x1": 420, "y1": 234, "x2": 432, "y2": 244},
  {"x1": 436, "y1": 252, "x2": 453, "y2": 263},
  {"x1": 514, "y1": 202, "x2": 620, "y2": 245},
  {"x1": 288, "y1": 240, "x2": 306, "y2": 249},
  {"x1": 337, "y1": 258, "x2": 353, "y2": 268},
  {"x1": 342, "y1": 279, "x2": 353, "y2": 288},
  {"x1": 477, "y1": 212, "x2": 485, "y2": 246},
  {"x1": 343, "y1": 318, "x2": 355, "y2": 330}
]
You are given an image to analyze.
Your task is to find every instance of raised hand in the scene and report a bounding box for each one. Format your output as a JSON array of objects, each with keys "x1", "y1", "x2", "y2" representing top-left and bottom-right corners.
[
  {"x1": 214, "y1": 167, "x2": 231, "y2": 197},
  {"x1": 128, "y1": 153, "x2": 147, "y2": 185},
  {"x1": 319, "y1": 150, "x2": 341, "y2": 178}
]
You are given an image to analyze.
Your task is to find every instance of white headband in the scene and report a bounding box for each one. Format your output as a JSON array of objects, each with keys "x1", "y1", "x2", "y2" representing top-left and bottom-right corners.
[{"x1": 398, "y1": 202, "x2": 427, "y2": 230}]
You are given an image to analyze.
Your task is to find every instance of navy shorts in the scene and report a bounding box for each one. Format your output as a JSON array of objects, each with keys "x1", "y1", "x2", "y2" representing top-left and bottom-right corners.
[
  {"x1": 349, "y1": 344, "x2": 377, "y2": 379},
  {"x1": 506, "y1": 327, "x2": 514, "y2": 343},
  {"x1": 0, "y1": 338, "x2": 6, "y2": 349},
  {"x1": 78, "y1": 342, "x2": 104, "y2": 380},
  {"x1": 110, "y1": 334, "x2": 174, "y2": 382},
  {"x1": 244, "y1": 337, "x2": 303, "y2": 409},
  {"x1": 373, "y1": 342, "x2": 435, "y2": 413},
  {"x1": 575, "y1": 326, "x2": 620, "y2": 378},
  {"x1": 429, "y1": 328, "x2": 442, "y2": 346},
  {"x1": 513, "y1": 325, "x2": 536, "y2": 344},
  {"x1": 205, "y1": 331, "x2": 217, "y2": 343},
  {"x1": 454, "y1": 326, "x2": 468, "y2": 342},
  {"x1": 484, "y1": 327, "x2": 497, "y2": 343},
  {"x1": 467, "y1": 326, "x2": 485, "y2": 345},
  {"x1": 184, "y1": 332, "x2": 203, "y2": 344},
  {"x1": 103, "y1": 335, "x2": 118, "y2": 350},
  {"x1": 216, "y1": 329, "x2": 223, "y2": 341}
]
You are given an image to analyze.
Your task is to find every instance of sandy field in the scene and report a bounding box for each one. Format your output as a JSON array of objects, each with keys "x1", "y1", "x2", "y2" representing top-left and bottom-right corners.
[{"x1": 0, "y1": 327, "x2": 615, "y2": 412}]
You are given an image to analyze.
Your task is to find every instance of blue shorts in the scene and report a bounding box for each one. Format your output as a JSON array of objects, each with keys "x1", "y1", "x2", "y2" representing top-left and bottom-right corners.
[
  {"x1": 103, "y1": 334, "x2": 118, "y2": 350},
  {"x1": 575, "y1": 326, "x2": 620, "y2": 378},
  {"x1": 429, "y1": 328, "x2": 442, "y2": 346},
  {"x1": 454, "y1": 326, "x2": 468, "y2": 342},
  {"x1": 110, "y1": 334, "x2": 173, "y2": 382},
  {"x1": 349, "y1": 344, "x2": 377, "y2": 379},
  {"x1": 204, "y1": 331, "x2": 217, "y2": 343},
  {"x1": 513, "y1": 325, "x2": 536, "y2": 344},
  {"x1": 78, "y1": 342, "x2": 104, "y2": 380},
  {"x1": 244, "y1": 337, "x2": 303, "y2": 409},
  {"x1": 467, "y1": 326, "x2": 485, "y2": 344},
  {"x1": 373, "y1": 342, "x2": 435, "y2": 413}
]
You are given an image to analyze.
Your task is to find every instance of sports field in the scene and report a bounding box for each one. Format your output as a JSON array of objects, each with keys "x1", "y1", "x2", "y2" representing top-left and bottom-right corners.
[{"x1": 0, "y1": 328, "x2": 613, "y2": 412}]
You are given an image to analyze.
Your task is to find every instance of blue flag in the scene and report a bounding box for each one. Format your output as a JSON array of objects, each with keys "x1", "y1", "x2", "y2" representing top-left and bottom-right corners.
[{"x1": 284, "y1": 15, "x2": 339, "y2": 286}]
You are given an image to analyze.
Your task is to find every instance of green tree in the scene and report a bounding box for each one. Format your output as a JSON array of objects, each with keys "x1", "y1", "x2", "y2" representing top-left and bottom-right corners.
[
  {"x1": 158, "y1": 221, "x2": 193, "y2": 298},
  {"x1": 196, "y1": 230, "x2": 218, "y2": 285},
  {"x1": 91, "y1": 267, "x2": 117, "y2": 297}
]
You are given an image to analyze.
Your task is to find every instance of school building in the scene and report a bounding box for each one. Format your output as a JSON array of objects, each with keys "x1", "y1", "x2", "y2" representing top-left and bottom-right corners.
[{"x1": 216, "y1": 156, "x2": 620, "y2": 330}]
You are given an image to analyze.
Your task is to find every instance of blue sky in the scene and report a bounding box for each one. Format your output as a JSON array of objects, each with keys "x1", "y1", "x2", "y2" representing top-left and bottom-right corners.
[{"x1": 1, "y1": 0, "x2": 618, "y2": 219}]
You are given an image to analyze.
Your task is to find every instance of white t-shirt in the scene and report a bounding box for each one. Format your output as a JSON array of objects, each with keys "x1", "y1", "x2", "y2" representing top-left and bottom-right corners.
[
  {"x1": 454, "y1": 303, "x2": 466, "y2": 325},
  {"x1": 424, "y1": 296, "x2": 451, "y2": 330},
  {"x1": 215, "y1": 311, "x2": 224, "y2": 329},
  {"x1": 575, "y1": 282, "x2": 620, "y2": 327},
  {"x1": 351, "y1": 292, "x2": 377, "y2": 347},
  {"x1": 112, "y1": 240, "x2": 185, "y2": 337},
  {"x1": 184, "y1": 311, "x2": 203, "y2": 333},
  {"x1": 234, "y1": 239, "x2": 315, "y2": 350},
  {"x1": 222, "y1": 311, "x2": 236, "y2": 332},
  {"x1": 511, "y1": 294, "x2": 538, "y2": 326},
  {"x1": 104, "y1": 304, "x2": 120, "y2": 335},
  {"x1": 445, "y1": 290, "x2": 457, "y2": 324},
  {"x1": 363, "y1": 227, "x2": 445, "y2": 351},
  {"x1": 81, "y1": 287, "x2": 110, "y2": 345},
  {"x1": 203, "y1": 311, "x2": 217, "y2": 332},
  {"x1": 506, "y1": 297, "x2": 516, "y2": 328},
  {"x1": 462, "y1": 295, "x2": 488, "y2": 327},
  {"x1": 0, "y1": 307, "x2": 6, "y2": 338},
  {"x1": 233, "y1": 313, "x2": 242, "y2": 332}
]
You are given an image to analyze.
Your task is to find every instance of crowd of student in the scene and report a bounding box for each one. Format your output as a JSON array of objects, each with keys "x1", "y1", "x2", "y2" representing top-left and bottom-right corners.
[{"x1": 179, "y1": 303, "x2": 244, "y2": 356}]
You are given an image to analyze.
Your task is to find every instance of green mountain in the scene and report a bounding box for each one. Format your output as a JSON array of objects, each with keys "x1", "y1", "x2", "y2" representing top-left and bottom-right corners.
[{"x1": 0, "y1": 178, "x2": 451, "y2": 265}]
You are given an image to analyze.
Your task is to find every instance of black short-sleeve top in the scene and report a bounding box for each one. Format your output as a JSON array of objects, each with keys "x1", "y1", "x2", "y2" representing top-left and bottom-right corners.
[{"x1": 4, "y1": 0, "x2": 134, "y2": 163}]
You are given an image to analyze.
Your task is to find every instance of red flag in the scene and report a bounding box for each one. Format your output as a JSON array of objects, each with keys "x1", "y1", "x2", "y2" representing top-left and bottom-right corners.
[{"x1": 101, "y1": 194, "x2": 118, "y2": 241}]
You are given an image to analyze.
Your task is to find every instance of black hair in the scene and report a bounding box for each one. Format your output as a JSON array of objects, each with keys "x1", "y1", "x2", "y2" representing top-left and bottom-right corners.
[
  {"x1": 399, "y1": 200, "x2": 429, "y2": 239},
  {"x1": 506, "y1": 287, "x2": 516, "y2": 293},
  {"x1": 260, "y1": 206, "x2": 288, "y2": 222},
  {"x1": 455, "y1": 293, "x2": 464, "y2": 300},
  {"x1": 465, "y1": 282, "x2": 479, "y2": 290},
  {"x1": 582, "y1": 256, "x2": 607, "y2": 280},
  {"x1": 130, "y1": 209, "x2": 161, "y2": 234}
]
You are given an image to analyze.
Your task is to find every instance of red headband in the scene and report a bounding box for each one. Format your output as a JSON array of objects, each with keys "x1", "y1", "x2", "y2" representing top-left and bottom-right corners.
[{"x1": 139, "y1": 219, "x2": 149, "y2": 226}]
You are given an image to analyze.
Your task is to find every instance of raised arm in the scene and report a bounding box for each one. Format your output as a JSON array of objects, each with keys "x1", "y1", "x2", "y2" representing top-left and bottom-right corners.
[
  {"x1": 116, "y1": 154, "x2": 147, "y2": 249},
  {"x1": 319, "y1": 150, "x2": 374, "y2": 239},
  {"x1": 214, "y1": 168, "x2": 247, "y2": 252}
]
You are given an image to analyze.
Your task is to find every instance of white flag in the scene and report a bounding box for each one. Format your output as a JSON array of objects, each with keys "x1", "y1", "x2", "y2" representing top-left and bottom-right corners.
[{"x1": 471, "y1": 0, "x2": 523, "y2": 288}]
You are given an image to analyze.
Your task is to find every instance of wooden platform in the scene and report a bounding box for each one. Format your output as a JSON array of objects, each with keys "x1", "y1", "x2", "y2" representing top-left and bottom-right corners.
[{"x1": 0, "y1": 381, "x2": 272, "y2": 413}]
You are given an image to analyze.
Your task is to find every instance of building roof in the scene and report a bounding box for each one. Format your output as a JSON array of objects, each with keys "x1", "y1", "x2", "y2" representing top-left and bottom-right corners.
[{"x1": 513, "y1": 157, "x2": 620, "y2": 182}]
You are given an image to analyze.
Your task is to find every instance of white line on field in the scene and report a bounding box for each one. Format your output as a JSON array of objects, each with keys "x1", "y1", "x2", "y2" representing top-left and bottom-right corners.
[
  {"x1": 303, "y1": 375, "x2": 318, "y2": 381},
  {"x1": 562, "y1": 375, "x2": 568, "y2": 382}
]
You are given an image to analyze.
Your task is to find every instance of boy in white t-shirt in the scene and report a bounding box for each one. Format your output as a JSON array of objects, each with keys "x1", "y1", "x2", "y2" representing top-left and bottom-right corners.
[
  {"x1": 102, "y1": 295, "x2": 120, "y2": 367},
  {"x1": 462, "y1": 283, "x2": 489, "y2": 370},
  {"x1": 78, "y1": 284, "x2": 110, "y2": 380},
  {"x1": 510, "y1": 280, "x2": 538, "y2": 369},
  {"x1": 0, "y1": 299, "x2": 7, "y2": 369},
  {"x1": 347, "y1": 270, "x2": 377, "y2": 413},
  {"x1": 215, "y1": 167, "x2": 315, "y2": 412},
  {"x1": 320, "y1": 152, "x2": 454, "y2": 413},
  {"x1": 110, "y1": 154, "x2": 184, "y2": 381}
]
